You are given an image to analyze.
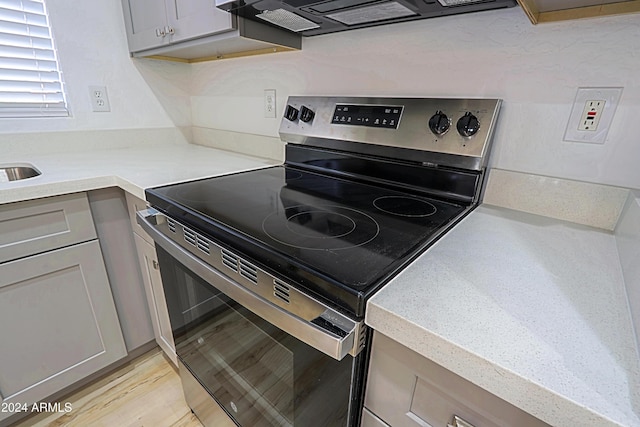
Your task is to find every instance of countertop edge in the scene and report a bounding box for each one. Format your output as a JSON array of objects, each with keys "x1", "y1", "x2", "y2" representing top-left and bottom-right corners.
[
  {"x1": 0, "y1": 176, "x2": 119, "y2": 205},
  {"x1": 0, "y1": 144, "x2": 279, "y2": 206}
]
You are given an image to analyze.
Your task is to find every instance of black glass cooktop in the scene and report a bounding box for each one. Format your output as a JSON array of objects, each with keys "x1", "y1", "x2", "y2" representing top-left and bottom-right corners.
[{"x1": 146, "y1": 166, "x2": 468, "y2": 316}]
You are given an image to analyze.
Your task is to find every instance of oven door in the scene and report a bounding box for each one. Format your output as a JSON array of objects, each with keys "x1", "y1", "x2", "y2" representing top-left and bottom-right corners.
[{"x1": 138, "y1": 210, "x2": 368, "y2": 427}]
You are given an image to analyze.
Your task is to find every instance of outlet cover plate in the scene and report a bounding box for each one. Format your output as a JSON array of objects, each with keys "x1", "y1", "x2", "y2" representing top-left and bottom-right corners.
[
  {"x1": 89, "y1": 85, "x2": 111, "y2": 112},
  {"x1": 264, "y1": 89, "x2": 276, "y2": 118},
  {"x1": 564, "y1": 87, "x2": 622, "y2": 144}
]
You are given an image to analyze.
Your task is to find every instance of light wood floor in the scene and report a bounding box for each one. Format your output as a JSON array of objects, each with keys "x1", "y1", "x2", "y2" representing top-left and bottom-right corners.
[{"x1": 13, "y1": 349, "x2": 203, "y2": 427}]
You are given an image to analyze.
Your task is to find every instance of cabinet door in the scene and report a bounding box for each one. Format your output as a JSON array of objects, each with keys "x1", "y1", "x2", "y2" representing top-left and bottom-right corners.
[
  {"x1": 0, "y1": 241, "x2": 126, "y2": 421},
  {"x1": 133, "y1": 233, "x2": 177, "y2": 365},
  {"x1": 365, "y1": 332, "x2": 549, "y2": 427},
  {"x1": 167, "y1": 0, "x2": 233, "y2": 43},
  {"x1": 121, "y1": 0, "x2": 170, "y2": 52}
]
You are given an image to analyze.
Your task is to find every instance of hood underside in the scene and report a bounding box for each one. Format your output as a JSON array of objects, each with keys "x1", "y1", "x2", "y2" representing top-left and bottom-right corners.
[{"x1": 217, "y1": 0, "x2": 518, "y2": 36}]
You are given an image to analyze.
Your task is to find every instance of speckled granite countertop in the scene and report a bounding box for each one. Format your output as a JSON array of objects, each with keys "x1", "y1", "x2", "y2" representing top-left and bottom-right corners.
[
  {"x1": 366, "y1": 204, "x2": 640, "y2": 426},
  {"x1": 0, "y1": 143, "x2": 277, "y2": 205}
]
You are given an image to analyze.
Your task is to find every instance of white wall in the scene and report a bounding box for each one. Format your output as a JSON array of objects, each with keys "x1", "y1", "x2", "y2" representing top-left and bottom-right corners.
[
  {"x1": 2, "y1": 3, "x2": 637, "y2": 189},
  {"x1": 190, "y1": 7, "x2": 640, "y2": 190},
  {"x1": 0, "y1": 0, "x2": 188, "y2": 135}
]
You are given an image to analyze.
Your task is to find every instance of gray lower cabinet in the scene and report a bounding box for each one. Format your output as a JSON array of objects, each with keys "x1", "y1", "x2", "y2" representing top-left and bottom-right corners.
[
  {"x1": 125, "y1": 192, "x2": 177, "y2": 365},
  {"x1": 0, "y1": 193, "x2": 97, "y2": 264},
  {"x1": 88, "y1": 188, "x2": 154, "y2": 352},
  {"x1": 0, "y1": 242, "x2": 126, "y2": 423},
  {"x1": 133, "y1": 233, "x2": 177, "y2": 365},
  {"x1": 0, "y1": 193, "x2": 126, "y2": 425},
  {"x1": 364, "y1": 332, "x2": 550, "y2": 427}
]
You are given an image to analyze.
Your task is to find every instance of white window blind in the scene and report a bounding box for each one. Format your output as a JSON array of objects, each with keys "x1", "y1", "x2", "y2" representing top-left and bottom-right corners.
[{"x1": 0, "y1": 0, "x2": 68, "y2": 117}]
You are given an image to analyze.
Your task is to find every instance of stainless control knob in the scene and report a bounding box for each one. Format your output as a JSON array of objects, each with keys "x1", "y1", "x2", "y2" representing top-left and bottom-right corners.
[
  {"x1": 456, "y1": 112, "x2": 480, "y2": 137},
  {"x1": 284, "y1": 105, "x2": 299, "y2": 121},
  {"x1": 428, "y1": 110, "x2": 450, "y2": 136},
  {"x1": 299, "y1": 106, "x2": 315, "y2": 123}
]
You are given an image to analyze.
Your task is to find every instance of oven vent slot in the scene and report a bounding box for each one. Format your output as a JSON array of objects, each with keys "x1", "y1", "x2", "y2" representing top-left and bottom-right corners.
[
  {"x1": 220, "y1": 249, "x2": 258, "y2": 284},
  {"x1": 273, "y1": 279, "x2": 290, "y2": 304},
  {"x1": 239, "y1": 259, "x2": 258, "y2": 284},
  {"x1": 183, "y1": 228, "x2": 197, "y2": 247},
  {"x1": 183, "y1": 227, "x2": 211, "y2": 255},
  {"x1": 196, "y1": 235, "x2": 210, "y2": 255},
  {"x1": 166, "y1": 217, "x2": 176, "y2": 233},
  {"x1": 221, "y1": 248, "x2": 238, "y2": 272}
]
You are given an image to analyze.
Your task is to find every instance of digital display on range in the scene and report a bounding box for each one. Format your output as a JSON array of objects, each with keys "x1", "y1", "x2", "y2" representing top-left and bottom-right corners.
[{"x1": 331, "y1": 104, "x2": 403, "y2": 129}]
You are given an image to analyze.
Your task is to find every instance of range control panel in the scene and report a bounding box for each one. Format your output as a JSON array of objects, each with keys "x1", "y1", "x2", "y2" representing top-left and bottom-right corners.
[
  {"x1": 279, "y1": 96, "x2": 502, "y2": 171},
  {"x1": 331, "y1": 104, "x2": 403, "y2": 129}
]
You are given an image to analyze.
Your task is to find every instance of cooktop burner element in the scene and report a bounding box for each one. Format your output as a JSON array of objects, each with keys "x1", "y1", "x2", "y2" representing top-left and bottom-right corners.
[
  {"x1": 146, "y1": 96, "x2": 502, "y2": 317},
  {"x1": 263, "y1": 204, "x2": 380, "y2": 250},
  {"x1": 373, "y1": 196, "x2": 437, "y2": 217}
]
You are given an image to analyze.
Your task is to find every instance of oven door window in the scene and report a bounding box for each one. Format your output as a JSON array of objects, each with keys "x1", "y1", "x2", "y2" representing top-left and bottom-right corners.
[{"x1": 156, "y1": 246, "x2": 354, "y2": 427}]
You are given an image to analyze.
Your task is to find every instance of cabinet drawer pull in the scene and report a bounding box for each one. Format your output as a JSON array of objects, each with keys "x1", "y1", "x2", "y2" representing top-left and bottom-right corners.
[
  {"x1": 155, "y1": 27, "x2": 166, "y2": 37},
  {"x1": 152, "y1": 260, "x2": 159, "y2": 270},
  {"x1": 448, "y1": 415, "x2": 475, "y2": 427}
]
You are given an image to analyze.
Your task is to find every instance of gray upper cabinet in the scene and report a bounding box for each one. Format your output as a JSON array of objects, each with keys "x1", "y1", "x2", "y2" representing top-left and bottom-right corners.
[
  {"x1": 0, "y1": 194, "x2": 126, "y2": 424},
  {"x1": 123, "y1": 0, "x2": 169, "y2": 52},
  {"x1": 121, "y1": 0, "x2": 300, "y2": 61},
  {"x1": 123, "y1": 0, "x2": 231, "y2": 53},
  {"x1": 168, "y1": 0, "x2": 232, "y2": 43}
]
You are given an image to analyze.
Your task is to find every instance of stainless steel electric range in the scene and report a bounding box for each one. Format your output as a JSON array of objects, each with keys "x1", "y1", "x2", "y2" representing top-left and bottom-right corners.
[{"x1": 137, "y1": 96, "x2": 501, "y2": 427}]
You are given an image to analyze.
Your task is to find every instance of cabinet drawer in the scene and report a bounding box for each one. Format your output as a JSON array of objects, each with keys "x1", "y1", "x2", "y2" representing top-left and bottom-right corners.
[
  {"x1": 0, "y1": 193, "x2": 96, "y2": 263},
  {"x1": 365, "y1": 332, "x2": 549, "y2": 427}
]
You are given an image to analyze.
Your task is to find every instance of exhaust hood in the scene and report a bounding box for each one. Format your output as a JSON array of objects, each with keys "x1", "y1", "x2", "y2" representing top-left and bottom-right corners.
[{"x1": 216, "y1": 0, "x2": 518, "y2": 36}]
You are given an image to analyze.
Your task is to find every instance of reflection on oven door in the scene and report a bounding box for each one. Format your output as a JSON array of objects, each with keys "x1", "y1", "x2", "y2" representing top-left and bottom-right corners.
[
  {"x1": 179, "y1": 296, "x2": 350, "y2": 426},
  {"x1": 157, "y1": 245, "x2": 353, "y2": 426}
]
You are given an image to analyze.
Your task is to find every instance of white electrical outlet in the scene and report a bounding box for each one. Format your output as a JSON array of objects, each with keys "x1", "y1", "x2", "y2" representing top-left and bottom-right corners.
[
  {"x1": 564, "y1": 87, "x2": 622, "y2": 144},
  {"x1": 89, "y1": 85, "x2": 111, "y2": 112},
  {"x1": 577, "y1": 100, "x2": 605, "y2": 131},
  {"x1": 264, "y1": 89, "x2": 276, "y2": 118}
]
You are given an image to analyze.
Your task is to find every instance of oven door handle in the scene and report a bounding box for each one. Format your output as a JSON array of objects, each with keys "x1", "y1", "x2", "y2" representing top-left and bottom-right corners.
[{"x1": 137, "y1": 209, "x2": 363, "y2": 361}]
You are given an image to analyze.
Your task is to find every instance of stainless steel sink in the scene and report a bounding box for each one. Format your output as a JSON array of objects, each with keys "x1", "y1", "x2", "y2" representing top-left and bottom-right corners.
[{"x1": 0, "y1": 164, "x2": 41, "y2": 182}]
